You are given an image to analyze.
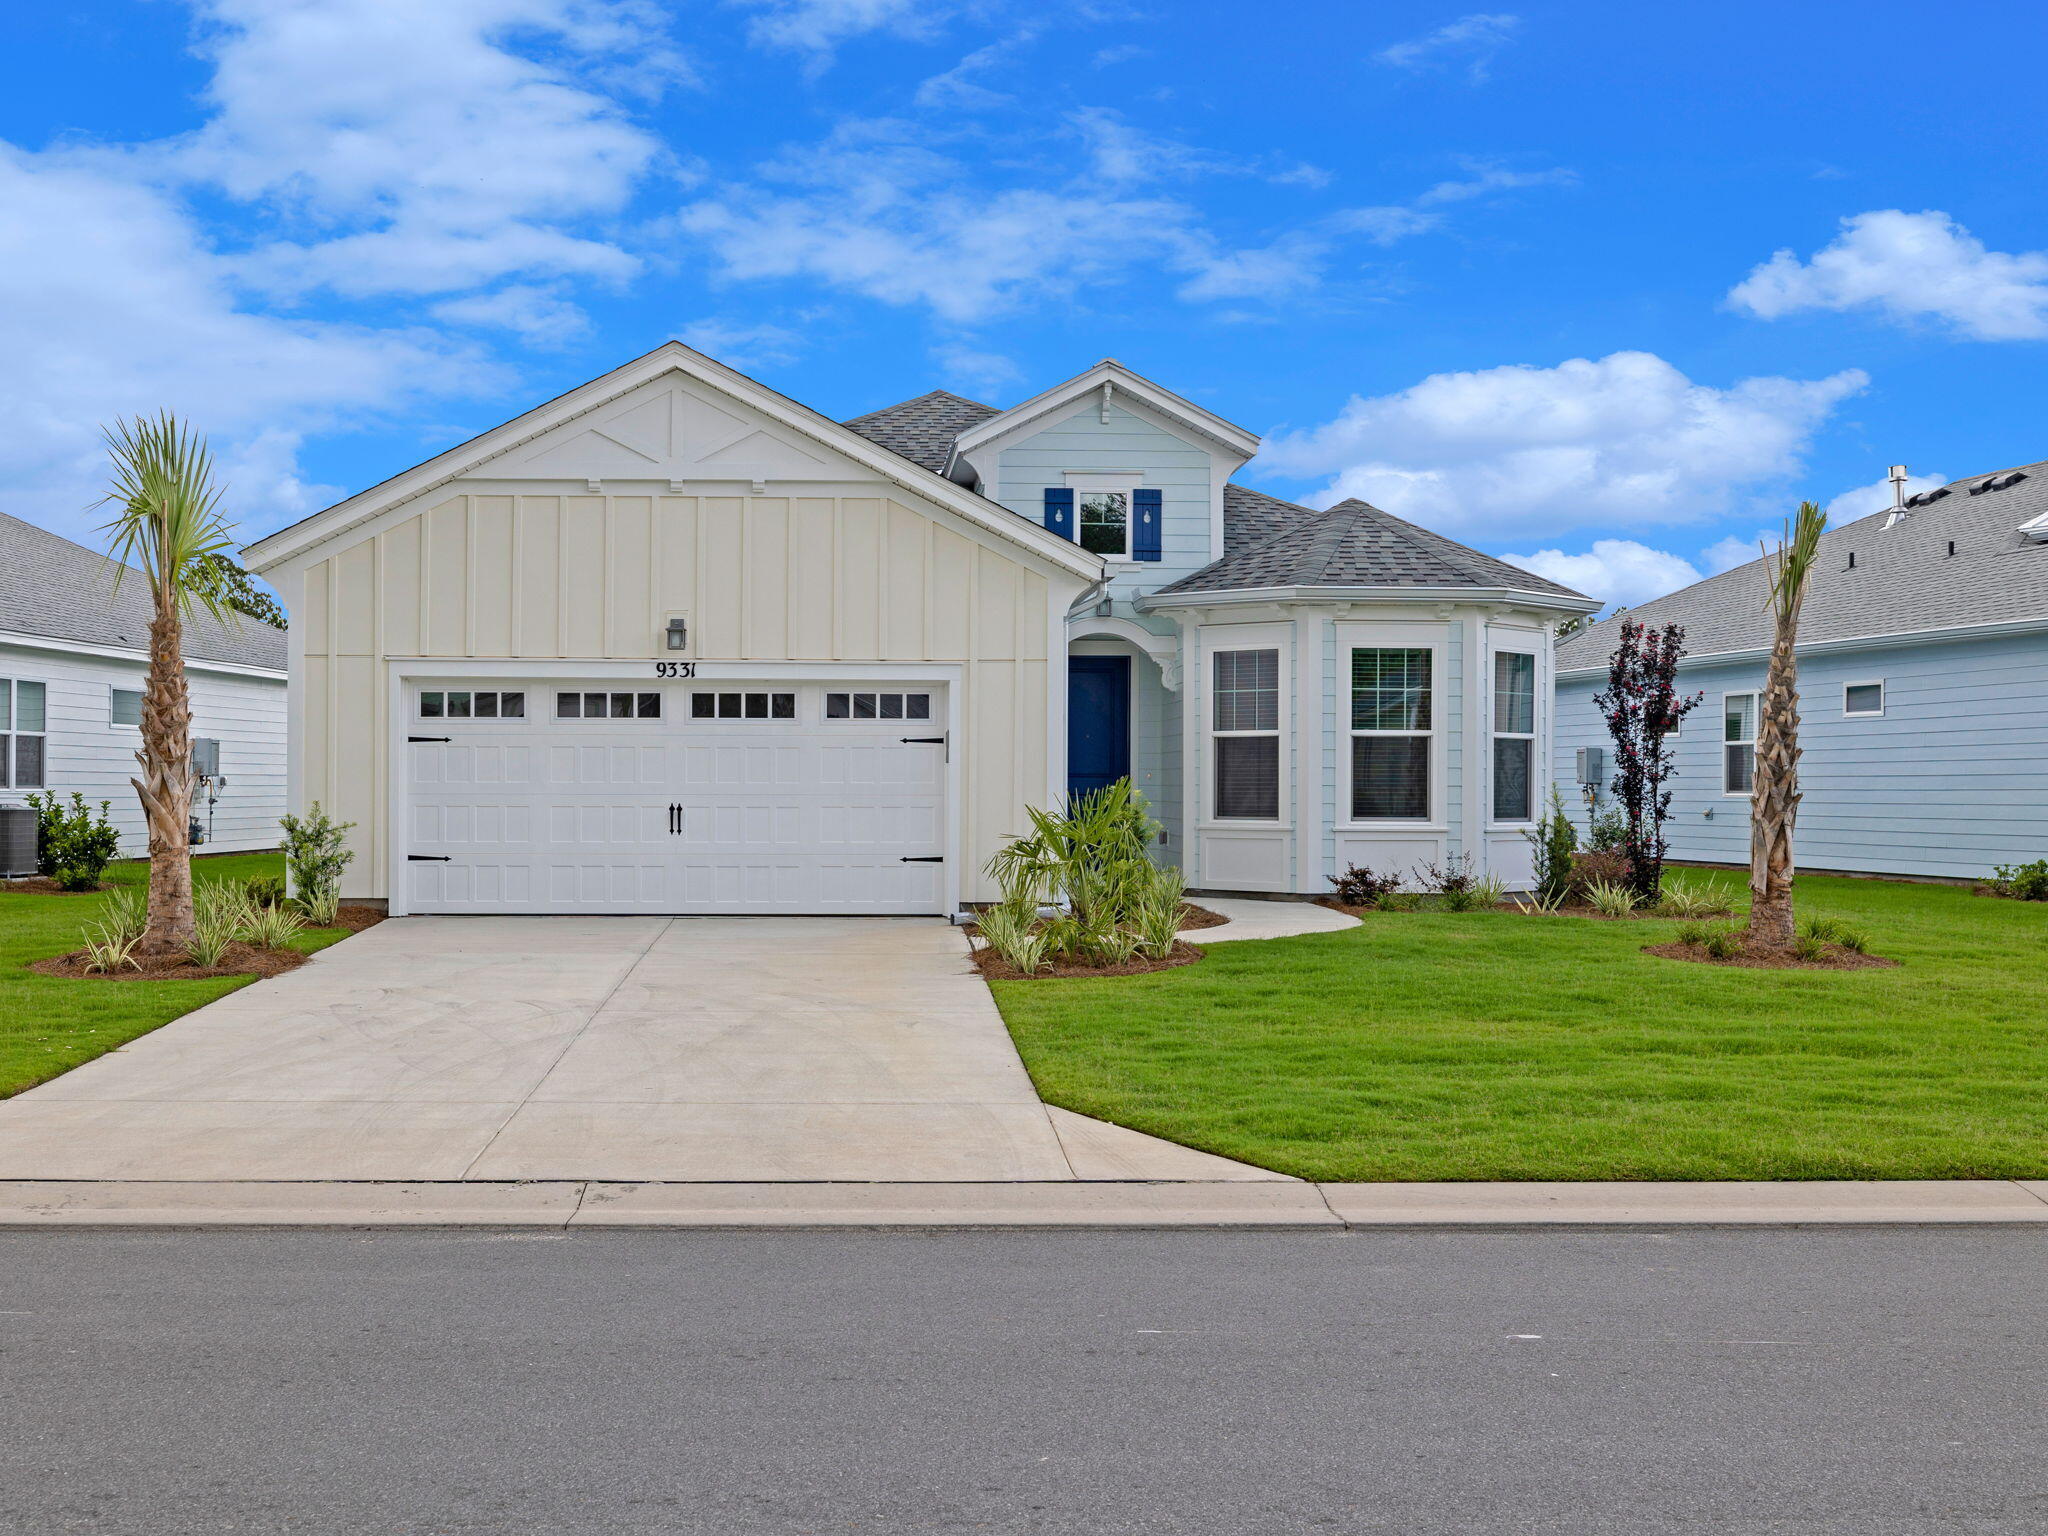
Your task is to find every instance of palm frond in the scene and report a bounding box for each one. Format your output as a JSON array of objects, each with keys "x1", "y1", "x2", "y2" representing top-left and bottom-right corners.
[
  {"x1": 1761, "y1": 499, "x2": 1827, "y2": 619},
  {"x1": 95, "y1": 412, "x2": 239, "y2": 626}
]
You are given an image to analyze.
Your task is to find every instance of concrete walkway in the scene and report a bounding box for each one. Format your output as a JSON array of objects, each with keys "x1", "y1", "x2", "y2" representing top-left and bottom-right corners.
[
  {"x1": 0, "y1": 917, "x2": 1280, "y2": 1185},
  {"x1": 1190, "y1": 896, "x2": 1359, "y2": 941}
]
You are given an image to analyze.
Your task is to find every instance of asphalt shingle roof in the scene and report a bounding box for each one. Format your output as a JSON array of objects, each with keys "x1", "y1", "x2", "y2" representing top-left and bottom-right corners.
[
  {"x1": 1554, "y1": 460, "x2": 2048, "y2": 669},
  {"x1": 1155, "y1": 498, "x2": 1589, "y2": 599},
  {"x1": 0, "y1": 512, "x2": 287, "y2": 670},
  {"x1": 841, "y1": 390, "x2": 999, "y2": 474}
]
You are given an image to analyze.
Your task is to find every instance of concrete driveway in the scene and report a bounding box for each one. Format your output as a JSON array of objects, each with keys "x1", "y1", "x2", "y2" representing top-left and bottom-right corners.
[{"x1": 0, "y1": 918, "x2": 1276, "y2": 1184}]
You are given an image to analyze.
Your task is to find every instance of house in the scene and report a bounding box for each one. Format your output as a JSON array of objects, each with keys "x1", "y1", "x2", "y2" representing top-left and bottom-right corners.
[
  {"x1": 0, "y1": 512, "x2": 287, "y2": 862},
  {"x1": 1553, "y1": 462, "x2": 2048, "y2": 882},
  {"x1": 240, "y1": 343, "x2": 1594, "y2": 916}
]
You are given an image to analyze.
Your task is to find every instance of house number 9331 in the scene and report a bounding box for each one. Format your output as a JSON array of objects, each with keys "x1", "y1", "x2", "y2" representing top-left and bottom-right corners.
[{"x1": 652, "y1": 661, "x2": 696, "y2": 677}]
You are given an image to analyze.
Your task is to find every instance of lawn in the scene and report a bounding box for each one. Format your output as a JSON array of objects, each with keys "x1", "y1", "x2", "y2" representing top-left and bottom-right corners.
[
  {"x1": 992, "y1": 873, "x2": 2048, "y2": 1182},
  {"x1": 1, "y1": 853, "x2": 361, "y2": 1099}
]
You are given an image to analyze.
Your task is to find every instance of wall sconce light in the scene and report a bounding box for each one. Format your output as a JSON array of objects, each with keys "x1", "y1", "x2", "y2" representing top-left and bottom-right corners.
[{"x1": 665, "y1": 617, "x2": 688, "y2": 651}]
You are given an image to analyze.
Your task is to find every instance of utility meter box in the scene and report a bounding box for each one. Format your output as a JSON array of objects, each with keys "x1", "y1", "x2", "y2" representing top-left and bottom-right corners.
[
  {"x1": 1575, "y1": 746, "x2": 1606, "y2": 787},
  {"x1": 192, "y1": 737, "x2": 221, "y2": 779}
]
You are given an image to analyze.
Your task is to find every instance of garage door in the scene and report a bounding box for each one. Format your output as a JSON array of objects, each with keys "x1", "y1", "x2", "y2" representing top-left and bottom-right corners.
[{"x1": 401, "y1": 683, "x2": 948, "y2": 915}]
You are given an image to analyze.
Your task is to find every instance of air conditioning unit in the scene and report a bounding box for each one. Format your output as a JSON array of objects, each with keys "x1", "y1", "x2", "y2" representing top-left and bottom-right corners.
[
  {"x1": 0, "y1": 806, "x2": 37, "y2": 879},
  {"x1": 1575, "y1": 747, "x2": 1606, "y2": 787}
]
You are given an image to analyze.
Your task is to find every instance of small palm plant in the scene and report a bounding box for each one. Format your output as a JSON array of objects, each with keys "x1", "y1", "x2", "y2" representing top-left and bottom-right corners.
[
  {"x1": 97, "y1": 414, "x2": 240, "y2": 960},
  {"x1": 1747, "y1": 500, "x2": 1827, "y2": 949}
]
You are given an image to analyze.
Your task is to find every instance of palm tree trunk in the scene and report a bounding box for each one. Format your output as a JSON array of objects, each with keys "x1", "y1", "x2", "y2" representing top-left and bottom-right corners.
[
  {"x1": 134, "y1": 594, "x2": 195, "y2": 958},
  {"x1": 1747, "y1": 603, "x2": 1803, "y2": 949}
]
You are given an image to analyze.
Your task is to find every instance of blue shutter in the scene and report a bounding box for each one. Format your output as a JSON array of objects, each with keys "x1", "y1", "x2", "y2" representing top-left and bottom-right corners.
[
  {"x1": 1132, "y1": 488, "x2": 1163, "y2": 562},
  {"x1": 1043, "y1": 487, "x2": 1074, "y2": 540}
]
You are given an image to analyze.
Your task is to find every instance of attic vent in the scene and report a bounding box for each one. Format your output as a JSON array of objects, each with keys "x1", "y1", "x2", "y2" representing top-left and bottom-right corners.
[
  {"x1": 1990, "y1": 470, "x2": 2029, "y2": 491},
  {"x1": 1905, "y1": 487, "x2": 1951, "y2": 508},
  {"x1": 1846, "y1": 551, "x2": 1856, "y2": 569}
]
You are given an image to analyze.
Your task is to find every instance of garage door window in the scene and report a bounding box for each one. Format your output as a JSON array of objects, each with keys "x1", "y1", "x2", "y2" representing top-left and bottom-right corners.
[
  {"x1": 557, "y1": 691, "x2": 661, "y2": 720},
  {"x1": 825, "y1": 691, "x2": 930, "y2": 720},
  {"x1": 691, "y1": 691, "x2": 797, "y2": 720},
  {"x1": 420, "y1": 690, "x2": 525, "y2": 719}
]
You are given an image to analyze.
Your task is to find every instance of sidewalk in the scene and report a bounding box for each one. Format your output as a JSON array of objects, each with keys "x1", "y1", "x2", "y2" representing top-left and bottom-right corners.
[{"x1": 3, "y1": 1178, "x2": 2045, "y2": 1229}]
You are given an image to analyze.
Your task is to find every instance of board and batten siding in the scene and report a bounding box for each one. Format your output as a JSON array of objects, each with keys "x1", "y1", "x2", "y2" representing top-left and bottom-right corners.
[
  {"x1": 0, "y1": 639, "x2": 286, "y2": 856},
  {"x1": 293, "y1": 489, "x2": 1064, "y2": 902},
  {"x1": 1552, "y1": 628, "x2": 2048, "y2": 881}
]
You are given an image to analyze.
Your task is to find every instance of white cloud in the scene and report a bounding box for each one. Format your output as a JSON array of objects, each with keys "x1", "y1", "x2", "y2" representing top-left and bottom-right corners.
[
  {"x1": 931, "y1": 342, "x2": 1021, "y2": 397},
  {"x1": 173, "y1": 0, "x2": 671, "y2": 299},
  {"x1": 1499, "y1": 539, "x2": 1703, "y2": 609},
  {"x1": 1174, "y1": 235, "x2": 1329, "y2": 302},
  {"x1": 1414, "y1": 164, "x2": 1575, "y2": 205},
  {"x1": 1260, "y1": 351, "x2": 1867, "y2": 540},
  {"x1": 1729, "y1": 210, "x2": 2048, "y2": 340},
  {"x1": 432, "y1": 284, "x2": 589, "y2": 345},
  {"x1": 0, "y1": 143, "x2": 479, "y2": 543},
  {"x1": 675, "y1": 319, "x2": 803, "y2": 370},
  {"x1": 734, "y1": 0, "x2": 947, "y2": 60},
  {"x1": 1091, "y1": 44, "x2": 1146, "y2": 68},
  {"x1": 1374, "y1": 13, "x2": 1520, "y2": 81},
  {"x1": 914, "y1": 40, "x2": 1018, "y2": 110},
  {"x1": 1695, "y1": 530, "x2": 1770, "y2": 574},
  {"x1": 1823, "y1": 469, "x2": 1947, "y2": 523}
]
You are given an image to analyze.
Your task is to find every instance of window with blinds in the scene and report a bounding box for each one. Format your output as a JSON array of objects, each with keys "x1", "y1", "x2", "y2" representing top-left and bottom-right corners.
[
  {"x1": 1349, "y1": 648, "x2": 1431, "y2": 820},
  {"x1": 1, "y1": 678, "x2": 45, "y2": 789},
  {"x1": 1723, "y1": 693, "x2": 1757, "y2": 793},
  {"x1": 1212, "y1": 649, "x2": 1280, "y2": 819},
  {"x1": 1491, "y1": 651, "x2": 1536, "y2": 822}
]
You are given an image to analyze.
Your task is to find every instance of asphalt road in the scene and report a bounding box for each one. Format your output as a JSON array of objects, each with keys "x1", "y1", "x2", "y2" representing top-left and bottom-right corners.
[{"x1": 2, "y1": 1228, "x2": 2044, "y2": 1534}]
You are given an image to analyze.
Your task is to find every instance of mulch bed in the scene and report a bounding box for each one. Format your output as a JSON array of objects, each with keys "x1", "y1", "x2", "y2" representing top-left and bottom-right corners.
[
  {"x1": 30, "y1": 941, "x2": 313, "y2": 983},
  {"x1": 2, "y1": 877, "x2": 105, "y2": 896},
  {"x1": 970, "y1": 939, "x2": 1206, "y2": 982},
  {"x1": 1316, "y1": 895, "x2": 1733, "y2": 922},
  {"x1": 330, "y1": 905, "x2": 387, "y2": 933},
  {"x1": 1642, "y1": 939, "x2": 1897, "y2": 971},
  {"x1": 960, "y1": 902, "x2": 1225, "y2": 939}
]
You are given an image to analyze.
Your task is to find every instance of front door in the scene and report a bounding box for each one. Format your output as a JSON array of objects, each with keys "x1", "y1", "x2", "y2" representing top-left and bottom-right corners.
[{"x1": 1067, "y1": 655, "x2": 1131, "y2": 802}]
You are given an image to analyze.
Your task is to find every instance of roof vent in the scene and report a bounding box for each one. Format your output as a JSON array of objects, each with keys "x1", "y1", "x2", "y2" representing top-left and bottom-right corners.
[{"x1": 1991, "y1": 470, "x2": 2029, "y2": 491}]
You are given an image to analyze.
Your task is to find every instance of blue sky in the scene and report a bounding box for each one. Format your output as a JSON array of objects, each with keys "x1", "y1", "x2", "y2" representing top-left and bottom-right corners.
[{"x1": 6, "y1": 0, "x2": 2047, "y2": 608}]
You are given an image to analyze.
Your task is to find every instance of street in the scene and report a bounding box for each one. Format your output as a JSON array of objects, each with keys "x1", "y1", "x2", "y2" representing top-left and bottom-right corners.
[{"x1": 2, "y1": 1227, "x2": 2043, "y2": 1533}]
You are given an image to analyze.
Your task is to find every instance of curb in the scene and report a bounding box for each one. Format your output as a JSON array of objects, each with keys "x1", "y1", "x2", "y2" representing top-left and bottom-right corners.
[{"x1": 1, "y1": 1179, "x2": 2046, "y2": 1230}]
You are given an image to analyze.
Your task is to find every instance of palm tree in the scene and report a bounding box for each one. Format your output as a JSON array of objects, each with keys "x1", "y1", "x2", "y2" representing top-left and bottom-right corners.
[
  {"x1": 1746, "y1": 499, "x2": 1827, "y2": 949},
  {"x1": 98, "y1": 414, "x2": 238, "y2": 959}
]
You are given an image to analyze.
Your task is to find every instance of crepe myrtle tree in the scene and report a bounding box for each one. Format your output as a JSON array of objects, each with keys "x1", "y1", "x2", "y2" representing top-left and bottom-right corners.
[
  {"x1": 98, "y1": 413, "x2": 242, "y2": 959},
  {"x1": 1593, "y1": 619, "x2": 1701, "y2": 902}
]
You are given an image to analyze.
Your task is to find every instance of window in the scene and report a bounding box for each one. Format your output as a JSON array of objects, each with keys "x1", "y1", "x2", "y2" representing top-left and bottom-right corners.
[
  {"x1": 1077, "y1": 490, "x2": 1129, "y2": 559},
  {"x1": 1349, "y1": 648, "x2": 1431, "y2": 820},
  {"x1": 1, "y1": 679, "x2": 46, "y2": 789},
  {"x1": 1212, "y1": 649, "x2": 1280, "y2": 819},
  {"x1": 691, "y1": 691, "x2": 796, "y2": 720},
  {"x1": 1723, "y1": 693, "x2": 1757, "y2": 794},
  {"x1": 111, "y1": 688, "x2": 143, "y2": 727},
  {"x1": 556, "y1": 691, "x2": 660, "y2": 719},
  {"x1": 1491, "y1": 651, "x2": 1536, "y2": 822},
  {"x1": 420, "y1": 690, "x2": 525, "y2": 720},
  {"x1": 824, "y1": 692, "x2": 930, "y2": 721},
  {"x1": 1844, "y1": 681, "x2": 1885, "y2": 717}
]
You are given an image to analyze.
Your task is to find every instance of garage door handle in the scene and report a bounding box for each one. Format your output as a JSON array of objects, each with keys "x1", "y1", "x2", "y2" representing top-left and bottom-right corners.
[
  {"x1": 409, "y1": 736, "x2": 451, "y2": 743},
  {"x1": 668, "y1": 803, "x2": 681, "y2": 835},
  {"x1": 900, "y1": 736, "x2": 945, "y2": 744},
  {"x1": 901, "y1": 856, "x2": 944, "y2": 863},
  {"x1": 408, "y1": 855, "x2": 451, "y2": 862}
]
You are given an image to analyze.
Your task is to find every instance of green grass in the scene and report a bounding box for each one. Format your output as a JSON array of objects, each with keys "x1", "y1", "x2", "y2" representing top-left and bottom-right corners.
[
  {"x1": 991, "y1": 873, "x2": 2048, "y2": 1182},
  {"x1": 1, "y1": 853, "x2": 360, "y2": 1099}
]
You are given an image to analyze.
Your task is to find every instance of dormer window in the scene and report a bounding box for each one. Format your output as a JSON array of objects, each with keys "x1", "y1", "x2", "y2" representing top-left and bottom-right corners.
[{"x1": 1079, "y1": 490, "x2": 1130, "y2": 558}]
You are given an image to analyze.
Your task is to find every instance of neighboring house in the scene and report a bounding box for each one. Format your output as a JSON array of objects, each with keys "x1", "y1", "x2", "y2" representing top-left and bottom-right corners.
[
  {"x1": 241, "y1": 343, "x2": 1593, "y2": 917},
  {"x1": 0, "y1": 512, "x2": 288, "y2": 859},
  {"x1": 1554, "y1": 462, "x2": 2048, "y2": 881}
]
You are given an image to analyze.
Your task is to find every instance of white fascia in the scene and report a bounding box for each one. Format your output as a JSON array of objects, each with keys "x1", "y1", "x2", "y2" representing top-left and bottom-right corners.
[
  {"x1": 240, "y1": 341, "x2": 1102, "y2": 583},
  {"x1": 0, "y1": 629, "x2": 285, "y2": 681},
  {"x1": 947, "y1": 359, "x2": 1263, "y2": 470},
  {"x1": 1555, "y1": 611, "x2": 2048, "y2": 680},
  {"x1": 1137, "y1": 585, "x2": 1603, "y2": 615}
]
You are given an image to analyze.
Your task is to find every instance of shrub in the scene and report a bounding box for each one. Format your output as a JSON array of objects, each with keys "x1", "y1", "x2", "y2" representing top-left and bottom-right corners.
[
  {"x1": 81, "y1": 923, "x2": 142, "y2": 975},
  {"x1": 1377, "y1": 891, "x2": 1422, "y2": 913},
  {"x1": 95, "y1": 886, "x2": 146, "y2": 947},
  {"x1": 79, "y1": 887, "x2": 147, "y2": 973},
  {"x1": 1524, "y1": 788, "x2": 1579, "y2": 903},
  {"x1": 1653, "y1": 878, "x2": 1726, "y2": 919},
  {"x1": 1989, "y1": 859, "x2": 2048, "y2": 901},
  {"x1": 1583, "y1": 879, "x2": 1640, "y2": 918},
  {"x1": 1587, "y1": 806, "x2": 1631, "y2": 853},
  {"x1": 1592, "y1": 618, "x2": 1703, "y2": 901},
  {"x1": 1330, "y1": 864, "x2": 1404, "y2": 908},
  {"x1": 1701, "y1": 926, "x2": 1742, "y2": 959},
  {"x1": 1567, "y1": 848, "x2": 1633, "y2": 899},
  {"x1": 1468, "y1": 874, "x2": 1508, "y2": 909},
  {"x1": 24, "y1": 792, "x2": 122, "y2": 890},
  {"x1": 1132, "y1": 866, "x2": 1187, "y2": 961},
  {"x1": 242, "y1": 899, "x2": 307, "y2": 951},
  {"x1": 1793, "y1": 932, "x2": 1828, "y2": 961},
  {"x1": 244, "y1": 875, "x2": 288, "y2": 909},
  {"x1": 1522, "y1": 886, "x2": 1568, "y2": 915},
  {"x1": 1675, "y1": 919, "x2": 1712, "y2": 946},
  {"x1": 188, "y1": 882, "x2": 251, "y2": 969},
  {"x1": 1799, "y1": 913, "x2": 1869, "y2": 954},
  {"x1": 1420, "y1": 853, "x2": 1481, "y2": 909},
  {"x1": 279, "y1": 804, "x2": 357, "y2": 925},
  {"x1": 977, "y1": 901, "x2": 1049, "y2": 975}
]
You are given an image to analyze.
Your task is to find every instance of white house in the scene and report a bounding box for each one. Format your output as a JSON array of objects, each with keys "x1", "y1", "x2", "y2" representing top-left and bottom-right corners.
[
  {"x1": 241, "y1": 343, "x2": 1594, "y2": 916},
  {"x1": 0, "y1": 513, "x2": 288, "y2": 862}
]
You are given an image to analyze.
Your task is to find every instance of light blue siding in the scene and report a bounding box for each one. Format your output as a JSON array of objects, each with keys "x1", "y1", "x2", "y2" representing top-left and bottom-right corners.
[
  {"x1": 1552, "y1": 629, "x2": 2048, "y2": 880},
  {"x1": 994, "y1": 401, "x2": 1214, "y2": 608}
]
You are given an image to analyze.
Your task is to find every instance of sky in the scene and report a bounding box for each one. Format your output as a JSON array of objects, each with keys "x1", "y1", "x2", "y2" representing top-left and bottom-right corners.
[{"x1": 5, "y1": 0, "x2": 2047, "y2": 611}]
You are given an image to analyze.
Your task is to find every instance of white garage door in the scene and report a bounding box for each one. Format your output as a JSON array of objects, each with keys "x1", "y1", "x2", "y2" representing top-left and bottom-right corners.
[{"x1": 401, "y1": 683, "x2": 948, "y2": 915}]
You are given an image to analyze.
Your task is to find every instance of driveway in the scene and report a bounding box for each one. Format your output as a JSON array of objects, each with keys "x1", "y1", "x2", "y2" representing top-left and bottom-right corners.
[{"x1": 0, "y1": 918, "x2": 1277, "y2": 1183}]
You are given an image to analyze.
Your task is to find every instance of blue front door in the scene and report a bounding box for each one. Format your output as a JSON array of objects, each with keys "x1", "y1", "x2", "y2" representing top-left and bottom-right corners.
[{"x1": 1067, "y1": 655, "x2": 1131, "y2": 801}]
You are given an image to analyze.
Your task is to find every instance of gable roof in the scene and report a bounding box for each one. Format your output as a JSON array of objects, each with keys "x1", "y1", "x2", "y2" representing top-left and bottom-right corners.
[
  {"x1": 1147, "y1": 498, "x2": 1592, "y2": 605},
  {"x1": 241, "y1": 342, "x2": 1102, "y2": 581},
  {"x1": 949, "y1": 359, "x2": 1261, "y2": 466},
  {"x1": 0, "y1": 512, "x2": 286, "y2": 672},
  {"x1": 842, "y1": 390, "x2": 998, "y2": 474},
  {"x1": 1555, "y1": 459, "x2": 2048, "y2": 671}
]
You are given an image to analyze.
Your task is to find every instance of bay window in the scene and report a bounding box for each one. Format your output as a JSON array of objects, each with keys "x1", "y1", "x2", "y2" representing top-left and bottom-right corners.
[
  {"x1": 1491, "y1": 651, "x2": 1536, "y2": 822},
  {"x1": 1349, "y1": 647, "x2": 1431, "y2": 820},
  {"x1": 1212, "y1": 648, "x2": 1280, "y2": 819}
]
